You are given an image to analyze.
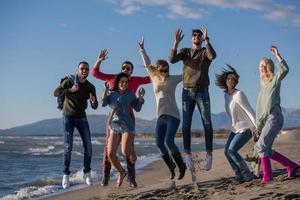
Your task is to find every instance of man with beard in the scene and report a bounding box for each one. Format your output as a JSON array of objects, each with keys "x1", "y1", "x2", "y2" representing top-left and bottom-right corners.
[
  {"x1": 169, "y1": 27, "x2": 216, "y2": 176},
  {"x1": 54, "y1": 61, "x2": 98, "y2": 189}
]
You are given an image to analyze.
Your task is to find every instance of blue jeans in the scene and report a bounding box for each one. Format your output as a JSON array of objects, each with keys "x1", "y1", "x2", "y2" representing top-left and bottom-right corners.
[
  {"x1": 182, "y1": 88, "x2": 213, "y2": 153},
  {"x1": 155, "y1": 115, "x2": 180, "y2": 155},
  {"x1": 255, "y1": 112, "x2": 283, "y2": 157},
  {"x1": 63, "y1": 116, "x2": 92, "y2": 175},
  {"x1": 224, "y1": 129, "x2": 252, "y2": 170}
]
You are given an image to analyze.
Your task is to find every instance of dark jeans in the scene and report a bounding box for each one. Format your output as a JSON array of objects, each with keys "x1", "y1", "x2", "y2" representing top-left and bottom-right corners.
[
  {"x1": 63, "y1": 116, "x2": 92, "y2": 175},
  {"x1": 155, "y1": 115, "x2": 180, "y2": 155},
  {"x1": 224, "y1": 129, "x2": 252, "y2": 169},
  {"x1": 182, "y1": 88, "x2": 213, "y2": 153}
]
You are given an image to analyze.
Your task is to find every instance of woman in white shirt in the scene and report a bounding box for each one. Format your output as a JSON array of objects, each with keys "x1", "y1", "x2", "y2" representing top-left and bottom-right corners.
[
  {"x1": 139, "y1": 38, "x2": 186, "y2": 180},
  {"x1": 216, "y1": 65, "x2": 254, "y2": 182}
]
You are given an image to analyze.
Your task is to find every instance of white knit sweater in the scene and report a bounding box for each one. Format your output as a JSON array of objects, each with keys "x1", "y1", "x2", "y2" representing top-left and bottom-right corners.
[
  {"x1": 140, "y1": 49, "x2": 182, "y2": 119},
  {"x1": 225, "y1": 90, "x2": 256, "y2": 133}
]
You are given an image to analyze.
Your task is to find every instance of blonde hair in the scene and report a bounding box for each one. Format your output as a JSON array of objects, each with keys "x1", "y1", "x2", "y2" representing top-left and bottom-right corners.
[
  {"x1": 147, "y1": 59, "x2": 169, "y2": 82},
  {"x1": 259, "y1": 57, "x2": 274, "y2": 86}
]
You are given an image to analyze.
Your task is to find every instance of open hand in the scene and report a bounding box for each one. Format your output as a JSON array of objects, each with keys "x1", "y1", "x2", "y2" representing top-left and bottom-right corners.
[
  {"x1": 138, "y1": 87, "x2": 145, "y2": 98},
  {"x1": 270, "y1": 45, "x2": 279, "y2": 56},
  {"x1": 90, "y1": 93, "x2": 96, "y2": 103},
  {"x1": 201, "y1": 27, "x2": 208, "y2": 40},
  {"x1": 174, "y1": 28, "x2": 184, "y2": 44},
  {"x1": 138, "y1": 37, "x2": 144, "y2": 50},
  {"x1": 104, "y1": 81, "x2": 110, "y2": 90},
  {"x1": 98, "y1": 49, "x2": 108, "y2": 62}
]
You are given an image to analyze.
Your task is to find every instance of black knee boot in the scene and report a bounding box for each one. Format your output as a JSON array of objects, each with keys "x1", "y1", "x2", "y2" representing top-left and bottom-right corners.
[
  {"x1": 172, "y1": 152, "x2": 187, "y2": 180},
  {"x1": 162, "y1": 154, "x2": 176, "y2": 180}
]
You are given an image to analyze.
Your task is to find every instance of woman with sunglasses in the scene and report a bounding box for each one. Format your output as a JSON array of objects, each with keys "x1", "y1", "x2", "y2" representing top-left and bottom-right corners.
[
  {"x1": 101, "y1": 72, "x2": 145, "y2": 187},
  {"x1": 139, "y1": 38, "x2": 186, "y2": 180},
  {"x1": 255, "y1": 45, "x2": 299, "y2": 184},
  {"x1": 215, "y1": 65, "x2": 255, "y2": 182}
]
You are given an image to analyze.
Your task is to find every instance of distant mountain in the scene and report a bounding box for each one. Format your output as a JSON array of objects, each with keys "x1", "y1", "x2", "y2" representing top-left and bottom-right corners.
[
  {"x1": 282, "y1": 108, "x2": 300, "y2": 128},
  {"x1": 1, "y1": 108, "x2": 299, "y2": 136},
  {"x1": 0, "y1": 115, "x2": 156, "y2": 136}
]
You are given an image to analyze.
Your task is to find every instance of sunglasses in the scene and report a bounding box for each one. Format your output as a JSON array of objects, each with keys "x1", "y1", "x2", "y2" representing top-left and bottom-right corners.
[
  {"x1": 122, "y1": 66, "x2": 132, "y2": 71},
  {"x1": 79, "y1": 67, "x2": 89, "y2": 71},
  {"x1": 192, "y1": 33, "x2": 202, "y2": 38}
]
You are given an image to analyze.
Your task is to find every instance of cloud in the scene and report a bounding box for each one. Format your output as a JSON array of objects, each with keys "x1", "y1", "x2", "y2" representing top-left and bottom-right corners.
[
  {"x1": 262, "y1": 4, "x2": 300, "y2": 28},
  {"x1": 104, "y1": 0, "x2": 300, "y2": 28}
]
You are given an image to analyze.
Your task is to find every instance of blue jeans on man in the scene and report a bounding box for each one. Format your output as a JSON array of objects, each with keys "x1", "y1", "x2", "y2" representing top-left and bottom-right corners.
[
  {"x1": 63, "y1": 116, "x2": 92, "y2": 175},
  {"x1": 182, "y1": 88, "x2": 213, "y2": 153}
]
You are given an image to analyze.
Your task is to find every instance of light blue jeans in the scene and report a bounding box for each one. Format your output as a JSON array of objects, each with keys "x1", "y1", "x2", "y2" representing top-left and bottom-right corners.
[
  {"x1": 224, "y1": 129, "x2": 252, "y2": 169},
  {"x1": 255, "y1": 112, "x2": 283, "y2": 157}
]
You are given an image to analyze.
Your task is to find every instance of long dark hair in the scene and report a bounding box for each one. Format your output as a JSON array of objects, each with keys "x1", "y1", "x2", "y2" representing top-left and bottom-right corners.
[
  {"x1": 111, "y1": 72, "x2": 129, "y2": 91},
  {"x1": 215, "y1": 64, "x2": 239, "y2": 92}
]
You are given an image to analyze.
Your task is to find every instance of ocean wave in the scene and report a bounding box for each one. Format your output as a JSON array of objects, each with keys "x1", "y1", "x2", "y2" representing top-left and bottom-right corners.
[
  {"x1": 91, "y1": 139, "x2": 104, "y2": 145},
  {"x1": 26, "y1": 146, "x2": 55, "y2": 156},
  {"x1": 60, "y1": 169, "x2": 100, "y2": 185},
  {"x1": 0, "y1": 185, "x2": 60, "y2": 200},
  {"x1": 24, "y1": 177, "x2": 60, "y2": 187},
  {"x1": 0, "y1": 170, "x2": 100, "y2": 200},
  {"x1": 24, "y1": 146, "x2": 66, "y2": 156},
  {"x1": 136, "y1": 154, "x2": 160, "y2": 172},
  {"x1": 0, "y1": 140, "x2": 5, "y2": 144},
  {"x1": 73, "y1": 151, "x2": 83, "y2": 156},
  {"x1": 0, "y1": 154, "x2": 161, "y2": 200}
]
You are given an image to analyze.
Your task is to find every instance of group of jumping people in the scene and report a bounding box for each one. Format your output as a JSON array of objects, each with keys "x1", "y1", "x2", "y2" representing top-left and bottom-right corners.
[{"x1": 54, "y1": 26, "x2": 299, "y2": 189}]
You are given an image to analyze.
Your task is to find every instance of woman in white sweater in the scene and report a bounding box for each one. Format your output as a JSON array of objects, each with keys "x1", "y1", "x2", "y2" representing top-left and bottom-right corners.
[
  {"x1": 216, "y1": 65, "x2": 255, "y2": 182},
  {"x1": 139, "y1": 38, "x2": 186, "y2": 180}
]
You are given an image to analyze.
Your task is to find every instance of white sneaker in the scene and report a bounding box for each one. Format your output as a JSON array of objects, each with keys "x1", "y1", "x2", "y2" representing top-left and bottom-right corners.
[
  {"x1": 62, "y1": 175, "x2": 70, "y2": 189},
  {"x1": 185, "y1": 154, "x2": 194, "y2": 170},
  {"x1": 204, "y1": 153, "x2": 213, "y2": 171},
  {"x1": 83, "y1": 172, "x2": 93, "y2": 186}
]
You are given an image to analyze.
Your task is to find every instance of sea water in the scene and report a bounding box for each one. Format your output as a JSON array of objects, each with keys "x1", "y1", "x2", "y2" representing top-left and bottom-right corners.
[{"x1": 0, "y1": 135, "x2": 225, "y2": 200}]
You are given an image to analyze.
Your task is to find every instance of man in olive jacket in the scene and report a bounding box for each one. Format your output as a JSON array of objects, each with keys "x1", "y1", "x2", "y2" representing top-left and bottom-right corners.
[{"x1": 169, "y1": 27, "x2": 216, "y2": 174}]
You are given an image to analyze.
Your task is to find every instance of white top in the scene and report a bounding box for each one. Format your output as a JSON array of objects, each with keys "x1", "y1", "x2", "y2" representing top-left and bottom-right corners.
[
  {"x1": 225, "y1": 90, "x2": 256, "y2": 133},
  {"x1": 140, "y1": 49, "x2": 182, "y2": 119}
]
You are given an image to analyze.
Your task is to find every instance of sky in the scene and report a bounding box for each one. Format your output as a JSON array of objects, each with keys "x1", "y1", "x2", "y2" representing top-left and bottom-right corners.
[{"x1": 0, "y1": 0, "x2": 300, "y2": 130}]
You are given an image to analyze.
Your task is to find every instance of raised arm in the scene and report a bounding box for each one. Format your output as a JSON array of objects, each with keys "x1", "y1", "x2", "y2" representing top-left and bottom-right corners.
[
  {"x1": 201, "y1": 27, "x2": 216, "y2": 61},
  {"x1": 91, "y1": 49, "x2": 115, "y2": 81},
  {"x1": 139, "y1": 37, "x2": 151, "y2": 67},
  {"x1": 169, "y1": 28, "x2": 185, "y2": 64},
  {"x1": 271, "y1": 45, "x2": 289, "y2": 81}
]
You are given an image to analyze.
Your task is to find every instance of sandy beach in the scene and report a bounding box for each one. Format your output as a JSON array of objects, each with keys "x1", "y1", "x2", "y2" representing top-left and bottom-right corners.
[{"x1": 46, "y1": 129, "x2": 300, "y2": 200}]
